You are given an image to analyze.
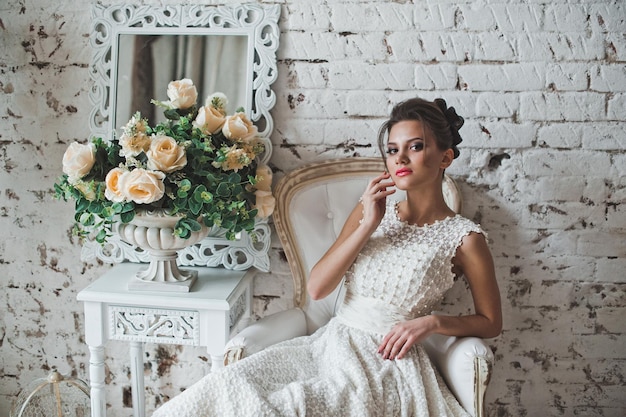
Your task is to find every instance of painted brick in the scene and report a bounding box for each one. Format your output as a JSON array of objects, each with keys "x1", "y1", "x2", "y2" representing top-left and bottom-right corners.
[
  {"x1": 414, "y1": 63, "x2": 458, "y2": 90},
  {"x1": 596, "y1": 257, "x2": 626, "y2": 283},
  {"x1": 591, "y1": 64, "x2": 626, "y2": 93},
  {"x1": 590, "y1": 3, "x2": 626, "y2": 32},
  {"x1": 276, "y1": 3, "x2": 331, "y2": 32},
  {"x1": 328, "y1": 62, "x2": 416, "y2": 90},
  {"x1": 461, "y1": 120, "x2": 536, "y2": 149},
  {"x1": 474, "y1": 92, "x2": 519, "y2": 118},
  {"x1": 410, "y1": 3, "x2": 457, "y2": 31},
  {"x1": 537, "y1": 123, "x2": 583, "y2": 148},
  {"x1": 607, "y1": 93, "x2": 626, "y2": 121},
  {"x1": 582, "y1": 123, "x2": 626, "y2": 150},
  {"x1": 521, "y1": 149, "x2": 611, "y2": 177},
  {"x1": 545, "y1": 63, "x2": 590, "y2": 91},
  {"x1": 279, "y1": 31, "x2": 388, "y2": 62},
  {"x1": 277, "y1": 61, "x2": 330, "y2": 89},
  {"x1": 458, "y1": 63, "x2": 546, "y2": 92},
  {"x1": 543, "y1": 4, "x2": 590, "y2": 33},
  {"x1": 519, "y1": 92, "x2": 606, "y2": 122},
  {"x1": 457, "y1": 4, "x2": 542, "y2": 32},
  {"x1": 345, "y1": 90, "x2": 391, "y2": 117},
  {"x1": 330, "y1": 3, "x2": 414, "y2": 33},
  {"x1": 518, "y1": 33, "x2": 605, "y2": 61},
  {"x1": 576, "y1": 231, "x2": 626, "y2": 257}
]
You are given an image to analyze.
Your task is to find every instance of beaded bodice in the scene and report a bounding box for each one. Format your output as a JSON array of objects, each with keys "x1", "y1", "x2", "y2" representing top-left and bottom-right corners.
[{"x1": 343, "y1": 200, "x2": 484, "y2": 321}]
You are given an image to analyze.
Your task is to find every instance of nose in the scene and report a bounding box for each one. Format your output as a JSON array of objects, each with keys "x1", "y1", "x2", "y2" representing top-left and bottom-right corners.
[{"x1": 395, "y1": 149, "x2": 408, "y2": 164}]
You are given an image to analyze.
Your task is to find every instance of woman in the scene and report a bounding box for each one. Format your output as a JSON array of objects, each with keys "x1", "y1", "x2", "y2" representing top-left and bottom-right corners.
[{"x1": 152, "y1": 98, "x2": 502, "y2": 417}]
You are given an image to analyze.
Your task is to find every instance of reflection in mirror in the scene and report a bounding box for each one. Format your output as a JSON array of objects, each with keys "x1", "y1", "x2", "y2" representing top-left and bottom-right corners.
[
  {"x1": 84, "y1": 3, "x2": 280, "y2": 272},
  {"x1": 116, "y1": 34, "x2": 249, "y2": 130}
]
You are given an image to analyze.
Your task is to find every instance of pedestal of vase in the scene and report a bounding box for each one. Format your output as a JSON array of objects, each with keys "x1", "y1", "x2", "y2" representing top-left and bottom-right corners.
[{"x1": 117, "y1": 211, "x2": 209, "y2": 292}]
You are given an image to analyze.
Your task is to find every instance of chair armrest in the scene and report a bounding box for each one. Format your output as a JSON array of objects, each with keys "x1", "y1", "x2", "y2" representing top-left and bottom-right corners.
[
  {"x1": 422, "y1": 334, "x2": 494, "y2": 417},
  {"x1": 224, "y1": 308, "x2": 307, "y2": 366}
]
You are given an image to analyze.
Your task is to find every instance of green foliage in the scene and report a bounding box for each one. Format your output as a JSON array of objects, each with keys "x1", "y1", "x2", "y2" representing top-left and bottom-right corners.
[{"x1": 54, "y1": 85, "x2": 269, "y2": 245}]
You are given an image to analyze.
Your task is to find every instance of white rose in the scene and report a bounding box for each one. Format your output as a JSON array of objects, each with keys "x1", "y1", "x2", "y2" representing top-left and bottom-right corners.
[
  {"x1": 62, "y1": 142, "x2": 96, "y2": 183},
  {"x1": 222, "y1": 112, "x2": 258, "y2": 142},
  {"x1": 166, "y1": 78, "x2": 197, "y2": 110},
  {"x1": 146, "y1": 135, "x2": 187, "y2": 173},
  {"x1": 118, "y1": 168, "x2": 165, "y2": 204},
  {"x1": 204, "y1": 92, "x2": 228, "y2": 113}
]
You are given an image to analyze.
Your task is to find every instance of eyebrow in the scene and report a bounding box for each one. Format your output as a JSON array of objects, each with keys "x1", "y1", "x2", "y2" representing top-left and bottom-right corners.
[{"x1": 387, "y1": 137, "x2": 424, "y2": 146}]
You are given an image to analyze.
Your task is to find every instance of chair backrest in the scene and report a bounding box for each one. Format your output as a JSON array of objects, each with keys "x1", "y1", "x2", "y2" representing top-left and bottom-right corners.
[{"x1": 273, "y1": 157, "x2": 462, "y2": 334}]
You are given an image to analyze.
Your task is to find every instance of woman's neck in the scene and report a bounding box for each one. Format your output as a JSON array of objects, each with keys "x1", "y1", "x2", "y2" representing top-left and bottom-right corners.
[{"x1": 399, "y1": 186, "x2": 455, "y2": 226}]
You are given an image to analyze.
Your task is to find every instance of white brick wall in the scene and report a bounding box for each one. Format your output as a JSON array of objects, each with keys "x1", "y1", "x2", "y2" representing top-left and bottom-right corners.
[{"x1": 0, "y1": 0, "x2": 624, "y2": 416}]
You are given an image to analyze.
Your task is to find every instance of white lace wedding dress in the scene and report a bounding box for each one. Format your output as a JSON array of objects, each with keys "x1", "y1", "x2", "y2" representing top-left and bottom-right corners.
[{"x1": 152, "y1": 200, "x2": 485, "y2": 417}]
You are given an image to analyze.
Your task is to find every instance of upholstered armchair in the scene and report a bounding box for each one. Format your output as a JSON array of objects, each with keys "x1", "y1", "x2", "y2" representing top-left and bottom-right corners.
[{"x1": 224, "y1": 158, "x2": 494, "y2": 417}]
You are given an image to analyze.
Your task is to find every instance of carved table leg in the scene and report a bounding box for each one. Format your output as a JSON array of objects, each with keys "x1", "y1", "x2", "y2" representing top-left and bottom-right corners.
[
  {"x1": 88, "y1": 345, "x2": 106, "y2": 417},
  {"x1": 130, "y1": 341, "x2": 146, "y2": 417}
]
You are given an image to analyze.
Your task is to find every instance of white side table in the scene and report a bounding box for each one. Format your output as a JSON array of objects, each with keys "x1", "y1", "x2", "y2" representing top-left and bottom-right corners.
[{"x1": 77, "y1": 263, "x2": 254, "y2": 417}]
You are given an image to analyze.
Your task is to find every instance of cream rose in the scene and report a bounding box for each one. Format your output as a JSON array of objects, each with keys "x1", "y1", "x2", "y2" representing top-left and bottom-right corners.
[
  {"x1": 119, "y1": 132, "x2": 151, "y2": 157},
  {"x1": 104, "y1": 167, "x2": 128, "y2": 202},
  {"x1": 74, "y1": 180, "x2": 97, "y2": 202},
  {"x1": 193, "y1": 105, "x2": 226, "y2": 135},
  {"x1": 118, "y1": 168, "x2": 165, "y2": 204},
  {"x1": 222, "y1": 112, "x2": 258, "y2": 142},
  {"x1": 253, "y1": 190, "x2": 275, "y2": 218},
  {"x1": 62, "y1": 142, "x2": 96, "y2": 183},
  {"x1": 255, "y1": 164, "x2": 273, "y2": 191},
  {"x1": 146, "y1": 135, "x2": 187, "y2": 173},
  {"x1": 204, "y1": 92, "x2": 228, "y2": 113},
  {"x1": 167, "y1": 78, "x2": 197, "y2": 110}
]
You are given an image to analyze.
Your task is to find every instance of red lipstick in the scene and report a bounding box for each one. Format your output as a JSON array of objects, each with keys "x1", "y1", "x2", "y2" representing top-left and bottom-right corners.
[{"x1": 395, "y1": 168, "x2": 412, "y2": 177}]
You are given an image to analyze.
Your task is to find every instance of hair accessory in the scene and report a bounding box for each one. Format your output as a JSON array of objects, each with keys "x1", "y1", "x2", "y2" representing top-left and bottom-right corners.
[{"x1": 434, "y1": 98, "x2": 464, "y2": 158}]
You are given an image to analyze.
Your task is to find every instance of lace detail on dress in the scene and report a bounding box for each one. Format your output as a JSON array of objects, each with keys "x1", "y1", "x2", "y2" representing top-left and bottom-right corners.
[{"x1": 343, "y1": 200, "x2": 484, "y2": 323}]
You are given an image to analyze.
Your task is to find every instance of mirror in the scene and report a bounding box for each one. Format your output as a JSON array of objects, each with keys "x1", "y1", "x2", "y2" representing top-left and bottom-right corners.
[{"x1": 83, "y1": 3, "x2": 280, "y2": 272}]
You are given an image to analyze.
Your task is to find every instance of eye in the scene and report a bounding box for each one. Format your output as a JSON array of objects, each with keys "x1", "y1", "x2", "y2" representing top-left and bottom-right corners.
[
  {"x1": 410, "y1": 142, "x2": 424, "y2": 151},
  {"x1": 386, "y1": 148, "x2": 398, "y2": 155}
]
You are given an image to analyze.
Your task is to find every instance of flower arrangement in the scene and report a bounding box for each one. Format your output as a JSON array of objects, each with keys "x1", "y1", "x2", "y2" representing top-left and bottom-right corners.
[{"x1": 55, "y1": 78, "x2": 274, "y2": 244}]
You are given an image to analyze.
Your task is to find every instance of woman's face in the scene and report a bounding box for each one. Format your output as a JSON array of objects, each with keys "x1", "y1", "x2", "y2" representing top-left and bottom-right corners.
[{"x1": 385, "y1": 120, "x2": 452, "y2": 190}]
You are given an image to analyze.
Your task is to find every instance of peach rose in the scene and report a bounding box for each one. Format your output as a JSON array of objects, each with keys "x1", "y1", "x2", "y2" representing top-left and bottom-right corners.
[
  {"x1": 118, "y1": 168, "x2": 165, "y2": 204},
  {"x1": 222, "y1": 112, "x2": 258, "y2": 142},
  {"x1": 62, "y1": 142, "x2": 96, "y2": 183},
  {"x1": 255, "y1": 164, "x2": 273, "y2": 191},
  {"x1": 193, "y1": 105, "x2": 226, "y2": 135},
  {"x1": 119, "y1": 131, "x2": 151, "y2": 157},
  {"x1": 146, "y1": 135, "x2": 187, "y2": 173},
  {"x1": 104, "y1": 167, "x2": 128, "y2": 202},
  {"x1": 253, "y1": 190, "x2": 275, "y2": 218},
  {"x1": 166, "y1": 78, "x2": 197, "y2": 110}
]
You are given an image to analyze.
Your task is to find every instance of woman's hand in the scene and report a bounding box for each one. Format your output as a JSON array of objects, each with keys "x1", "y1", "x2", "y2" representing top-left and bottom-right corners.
[
  {"x1": 359, "y1": 172, "x2": 396, "y2": 231},
  {"x1": 378, "y1": 315, "x2": 437, "y2": 360}
]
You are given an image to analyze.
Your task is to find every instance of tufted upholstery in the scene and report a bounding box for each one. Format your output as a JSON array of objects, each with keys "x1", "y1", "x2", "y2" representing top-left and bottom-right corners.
[{"x1": 224, "y1": 158, "x2": 493, "y2": 417}]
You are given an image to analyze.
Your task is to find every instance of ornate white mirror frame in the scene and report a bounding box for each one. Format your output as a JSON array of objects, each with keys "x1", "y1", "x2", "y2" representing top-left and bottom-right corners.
[{"x1": 81, "y1": 3, "x2": 280, "y2": 272}]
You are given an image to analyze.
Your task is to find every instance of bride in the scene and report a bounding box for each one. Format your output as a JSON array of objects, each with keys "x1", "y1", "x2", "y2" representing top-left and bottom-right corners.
[{"x1": 152, "y1": 97, "x2": 502, "y2": 417}]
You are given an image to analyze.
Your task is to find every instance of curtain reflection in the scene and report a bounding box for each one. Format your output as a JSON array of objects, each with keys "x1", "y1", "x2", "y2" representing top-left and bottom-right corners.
[{"x1": 116, "y1": 34, "x2": 248, "y2": 129}]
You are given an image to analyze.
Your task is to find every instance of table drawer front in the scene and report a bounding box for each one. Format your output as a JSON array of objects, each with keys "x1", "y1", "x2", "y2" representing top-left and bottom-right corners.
[{"x1": 109, "y1": 306, "x2": 199, "y2": 345}]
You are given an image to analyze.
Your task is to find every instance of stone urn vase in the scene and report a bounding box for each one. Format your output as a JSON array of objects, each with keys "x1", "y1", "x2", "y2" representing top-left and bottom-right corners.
[{"x1": 117, "y1": 210, "x2": 209, "y2": 292}]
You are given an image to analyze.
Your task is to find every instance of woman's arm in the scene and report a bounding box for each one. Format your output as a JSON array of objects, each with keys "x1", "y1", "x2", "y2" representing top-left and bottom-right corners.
[
  {"x1": 379, "y1": 231, "x2": 502, "y2": 360},
  {"x1": 308, "y1": 172, "x2": 395, "y2": 300}
]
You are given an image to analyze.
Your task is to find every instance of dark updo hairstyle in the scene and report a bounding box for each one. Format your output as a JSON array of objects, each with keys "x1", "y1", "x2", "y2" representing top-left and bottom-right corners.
[{"x1": 377, "y1": 97, "x2": 464, "y2": 161}]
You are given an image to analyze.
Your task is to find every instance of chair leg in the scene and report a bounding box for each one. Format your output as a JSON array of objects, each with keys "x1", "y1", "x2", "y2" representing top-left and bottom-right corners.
[{"x1": 473, "y1": 356, "x2": 492, "y2": 417}]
